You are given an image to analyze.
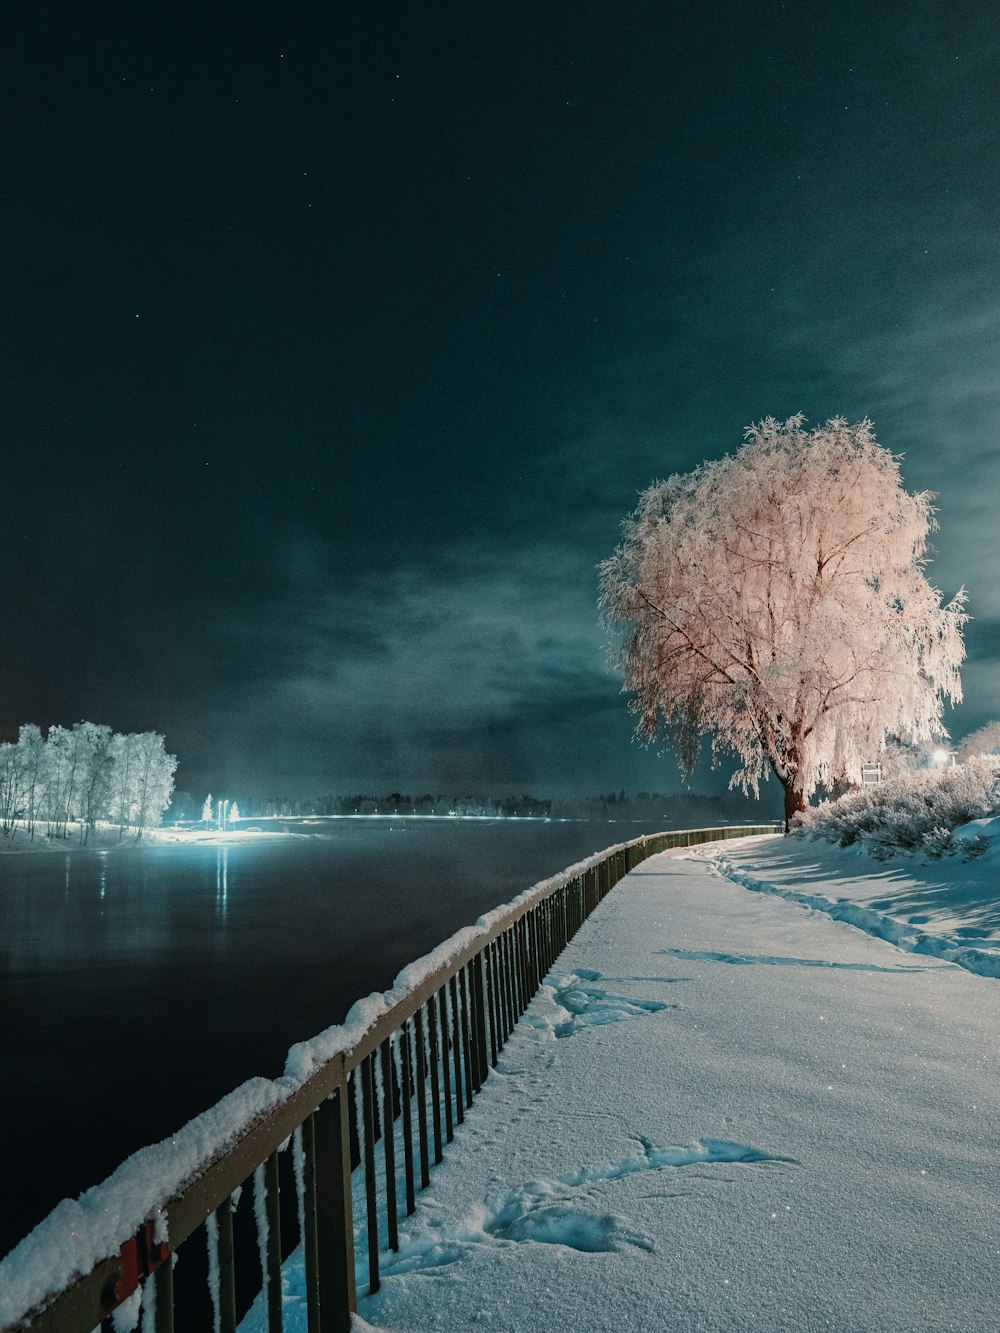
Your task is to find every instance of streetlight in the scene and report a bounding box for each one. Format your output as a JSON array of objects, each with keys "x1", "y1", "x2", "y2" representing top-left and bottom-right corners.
[{"x1": 932, "y1": 748, "x2": 956, "y2": 768}]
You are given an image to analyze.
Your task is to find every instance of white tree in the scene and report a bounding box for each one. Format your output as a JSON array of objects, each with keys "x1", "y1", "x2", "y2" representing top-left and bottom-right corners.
[
  {"x1": 75, "y1": 722, "x2": 114, "y2": 845},
  {"x1": 600, "y1": 415, "x2": 967, "y2": 825},
  {"x1": 45, "y1": 723, "x2": 86, "y2": 838},
  {"x1": 129, "y1": 732, "x2": 177, "y2": 838},
  {"x1": 17, "y1": 724, "x2": 47, "y2": 840},
  {"x1": 230, "y1": 801, "x2": 240, "y2": 825},
  {"x1": 957, "y1": 720, "x2": 1000, "y2": 763},
  {"x1": 109, "y1": 731, "x2": 140, "y2": 840},
  {"x1": 202, "y1": 792, "x2": 213, "y2": 824},
  {"x1": 0, "y1": 741, "x2": 24, "y2": 836}
]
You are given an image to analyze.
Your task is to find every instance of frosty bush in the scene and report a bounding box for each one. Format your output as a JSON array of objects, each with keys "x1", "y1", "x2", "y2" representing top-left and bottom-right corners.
[
  {"x1": 957, "y1": 720, "x2": 1000, "y2": 761},
  {"x1": 793, "y1": 757, "x2": 1000, "y2": 860}
]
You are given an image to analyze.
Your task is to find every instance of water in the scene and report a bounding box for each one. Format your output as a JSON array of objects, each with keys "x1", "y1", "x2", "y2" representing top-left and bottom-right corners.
[{"x1": 0, "y1": 816, "x2": 674, "y2": 1259}]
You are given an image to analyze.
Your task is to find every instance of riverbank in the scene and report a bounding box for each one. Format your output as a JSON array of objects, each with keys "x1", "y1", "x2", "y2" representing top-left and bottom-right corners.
[
  {"x1": 243, "y1": 834, "x2": 1000, "y2": 1332},
  {"x1": 0, "y1": 822, "x2": 294, "y2": 854}
]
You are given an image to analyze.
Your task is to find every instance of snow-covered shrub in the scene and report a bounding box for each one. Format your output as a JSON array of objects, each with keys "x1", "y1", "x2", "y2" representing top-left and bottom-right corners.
[
  {"x1": 792, "y1": 757, "x2": 1000, "y2": 860},
  {"x1": 957, "y1": 720, "x2": 1000, "y2": 762}
]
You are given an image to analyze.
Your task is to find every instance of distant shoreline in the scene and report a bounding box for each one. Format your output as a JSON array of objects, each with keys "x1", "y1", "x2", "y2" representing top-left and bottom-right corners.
[
  {"x1": 0, "y1": 810, "x2": 731, "y2": 855},
  {"x1": 0, "y1": 812, "x2": 563, "y2": 855}
]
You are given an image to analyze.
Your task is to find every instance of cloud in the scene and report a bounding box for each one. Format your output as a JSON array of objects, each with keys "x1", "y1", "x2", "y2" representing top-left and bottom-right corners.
[{"x1": 196, "y1": 539, "x2": 673, "y2": 793}]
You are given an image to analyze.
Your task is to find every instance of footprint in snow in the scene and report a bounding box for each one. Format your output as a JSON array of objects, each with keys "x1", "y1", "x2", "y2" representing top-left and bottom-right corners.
[
  {"x1": 523, "y1": 970, "x2": 678, "y2": 1040},
  {"x1": 655, "y1": 947, "x2": 927, "y2": 973},
  {"x1": 378, "y1": 1134, "x2": 793, "y2": 1276}
]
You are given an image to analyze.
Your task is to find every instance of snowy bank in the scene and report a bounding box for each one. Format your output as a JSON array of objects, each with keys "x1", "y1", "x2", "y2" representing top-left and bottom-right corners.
[
  {"x1": 712, "y1": 828, "x2": 1000, "y2": 978},
  {"x1": 0, "y1": 821, "x2": 294, "y2": 855}
]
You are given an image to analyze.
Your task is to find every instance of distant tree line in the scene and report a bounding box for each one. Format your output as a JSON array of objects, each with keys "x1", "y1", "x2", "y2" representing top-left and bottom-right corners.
[
  {"x1": 0, "y1": 722, "x2": 177, "y2": 843},
  {"x1": 253, "y1": 792, "x2": 555, "y2": 818},
  {"x1": 216, "y1": 788, "x2": 776, "y2": 822},
  {"x1": 551, "y1": 789, "x2": 779, "y2": 821}
]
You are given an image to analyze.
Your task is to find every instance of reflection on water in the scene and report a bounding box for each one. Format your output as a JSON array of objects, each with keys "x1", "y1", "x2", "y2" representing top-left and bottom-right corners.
[
  {"x1": 216, "y1": 845, "x2": 229, "y2": 916},
  {"x1": 0, "y1": 815, "x2": 684, "y2": 1258}
]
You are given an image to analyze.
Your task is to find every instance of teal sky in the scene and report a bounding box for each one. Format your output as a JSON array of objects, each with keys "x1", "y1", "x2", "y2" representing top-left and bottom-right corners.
[{"x1": 2, "y1": 1, "x2": 998, "y2": 800}]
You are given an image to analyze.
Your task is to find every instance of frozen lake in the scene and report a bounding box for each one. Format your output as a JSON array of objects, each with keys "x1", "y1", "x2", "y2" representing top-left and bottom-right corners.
[{"x1": 0, "y1": 815, "x2": 685, "y2": 1259}]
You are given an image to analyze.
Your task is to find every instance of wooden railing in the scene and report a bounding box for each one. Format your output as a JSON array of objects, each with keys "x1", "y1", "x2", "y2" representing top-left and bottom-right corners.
[{"x1": 3, "y1": 824, "x2": 780, "y2": 1333}]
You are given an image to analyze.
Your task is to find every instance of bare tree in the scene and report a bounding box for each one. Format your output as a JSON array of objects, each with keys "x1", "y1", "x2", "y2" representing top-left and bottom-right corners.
[{"x1": 600, "y1": 415, "x2": 967, "y2": 826}]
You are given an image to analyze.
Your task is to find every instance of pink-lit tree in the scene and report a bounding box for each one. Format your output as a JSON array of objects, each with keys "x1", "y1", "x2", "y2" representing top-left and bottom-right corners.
[{"x1": 600, "y1": 415, "x2": 967, "y2": 826}]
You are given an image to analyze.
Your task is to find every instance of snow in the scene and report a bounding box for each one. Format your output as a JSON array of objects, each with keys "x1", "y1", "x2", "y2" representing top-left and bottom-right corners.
[
  {"x1": 240, "y1": 834, "x2": 1000, "y2": 1332},
  {"x1": 713, "y1": 825, "x2": 1000, "y2": 978},
  {"x1": 205, "y1": 1212, "x2": 222, "y2": 1333},
  {"x1": 252, "y1": 1166, "x2": 269, "y2": 1306}
]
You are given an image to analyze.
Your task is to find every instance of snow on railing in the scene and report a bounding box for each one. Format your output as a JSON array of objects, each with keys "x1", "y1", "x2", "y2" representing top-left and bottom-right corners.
[{"x1": 0, "y1": 823, "x2": 780, "y2": 1333}]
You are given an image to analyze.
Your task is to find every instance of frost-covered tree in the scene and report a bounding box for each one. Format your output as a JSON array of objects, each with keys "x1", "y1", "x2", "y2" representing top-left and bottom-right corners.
[
  {"x1": 45, "y1": 723, "x2": 88, "y2": 838},
  {"x1": 76, "y1": 722, "x2": 115, "y2": 844},
  {"x1": 202, "y1": 793, "x2": 213, "y2": 823},
  {"x1": 129, "y1": 732, "x2": 177, "y2": 838},
  {"x1": 109, "y1": 730, "x2": 139, "y2": 841},
  {"x1": 17, "y1": 724, "x2": 47, "y2": 839},
  {"x1": 0, "y1": 741, "x2": 24, "y2": 835},
  {"x1": 600, "y1": 415, "x2": 967, "y2": 826},
  {"x1": 957, "y1": 720, "x2": 1000, "y2": 762}
]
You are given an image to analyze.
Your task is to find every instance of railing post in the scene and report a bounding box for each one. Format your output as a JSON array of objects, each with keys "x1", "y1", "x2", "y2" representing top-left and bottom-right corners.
[
  {"x1": 498, "y1": 938, "x2": 508, "y2": 1044},
  {"x1": 448, "y1": 976, "x2": 464, "y2": 1124},
  {"x1": 379, "y1": 1037, "x2": 399, "y2": 1250},
  {"x1": 438, "y1": 988, "x2": 455, "y2": 1143},
  {"x1": 472, "y1": 952, "x2": 489, "y2": 1082},
  {"x1": 154, "y1": 1254, "x2": 174, "y2": 1333},
  {"x1": 458, "y1": 967, "x2": 475, "y2": 1106},
  {"x1": 510, "y1": 924, "x2": 520, "y2": 1017},
  {"x1": 484, "y1": 946, "x2": 499, "y2": 1067},
  {"x1": 302, "y1": 1117, "x2": 320, "y2": 1331},
  {"x1": 361, "y1": 1056, "x2": 380, "y2": 1294},
  {"x1": 264, "y1": 1151, "x2": 283, "y2": 1332},
  {"x1": 400, "y1": 1024, "x2": 417, "y2": 1210},
  {"x1": 465, "y1": 962, "x2": 483, "y2": 1093},
  {"x1": 314, "y1": 1083, "x2": 356, "y2": 1331},
  {"x1": 215, "y1": 1197, "x2": 237, "y2": 1333},
  {"x1": 427, "y1": 999, "x2": 444, "y2": 1163},
  {"x1": 414, "y1": 1007, "x2": 431, "y2": 1188}
]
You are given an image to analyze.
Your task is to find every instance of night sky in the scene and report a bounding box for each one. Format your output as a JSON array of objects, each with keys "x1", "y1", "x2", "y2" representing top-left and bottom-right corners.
[{"x1": 3, "y1": 2, "x2": 999, "y2": 803}]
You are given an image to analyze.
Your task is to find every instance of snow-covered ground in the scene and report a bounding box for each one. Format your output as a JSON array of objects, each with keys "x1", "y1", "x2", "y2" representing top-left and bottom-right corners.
[
  {"x1": 240, "y1": 833, "x2": 1000, "y2": 1332},
  {"x1": 722, "y1": 823, "x2": 1000, "y2": 977}
]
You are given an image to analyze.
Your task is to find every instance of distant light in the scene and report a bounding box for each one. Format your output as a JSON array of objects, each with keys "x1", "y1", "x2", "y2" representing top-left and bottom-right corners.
[{"x1": 932, "y1": 749, "x2": 952, "y2": 766}]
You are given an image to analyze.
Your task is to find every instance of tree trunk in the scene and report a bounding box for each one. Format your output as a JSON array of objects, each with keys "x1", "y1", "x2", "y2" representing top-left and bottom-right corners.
[{"x1": 782, "y1": 779, "x2": 807, "y2": 832}]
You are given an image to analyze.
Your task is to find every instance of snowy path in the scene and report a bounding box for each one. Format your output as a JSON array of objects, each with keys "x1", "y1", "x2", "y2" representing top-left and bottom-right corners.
[{"x1": 256, "y1": 837, "x2": 1000, "y2": 1332}]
